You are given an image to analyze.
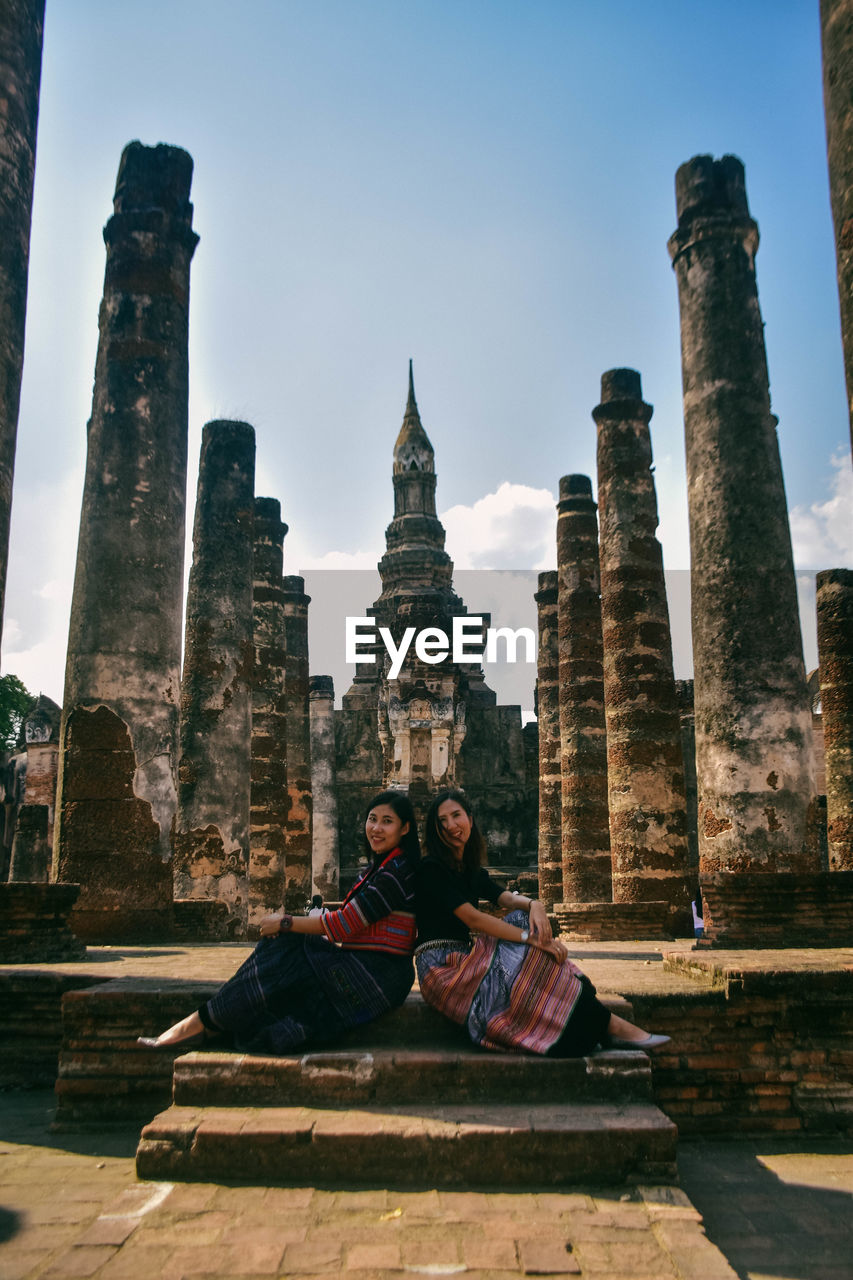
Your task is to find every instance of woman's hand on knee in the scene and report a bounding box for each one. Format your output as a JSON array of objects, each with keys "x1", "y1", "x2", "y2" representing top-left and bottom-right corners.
[
  {"x1": 528, "y1": 900, "x2": 553, "y2": 944},
  {"x1": 259, "y1": 913, "x2": 283, "y2": 938},
  {"x1": 531, "y1": 936, "x2": 567, "y2": 964}
]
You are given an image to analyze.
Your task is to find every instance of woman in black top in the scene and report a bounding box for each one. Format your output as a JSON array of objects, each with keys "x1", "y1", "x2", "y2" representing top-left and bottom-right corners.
[{"x1": 415, "y1": 790, "x2": 670, "y2": 1055}]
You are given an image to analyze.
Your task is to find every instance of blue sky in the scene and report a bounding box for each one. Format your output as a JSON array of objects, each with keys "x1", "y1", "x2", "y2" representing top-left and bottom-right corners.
[{"x1": 4, "y1": 0, "x2": 851, "y2": 710}]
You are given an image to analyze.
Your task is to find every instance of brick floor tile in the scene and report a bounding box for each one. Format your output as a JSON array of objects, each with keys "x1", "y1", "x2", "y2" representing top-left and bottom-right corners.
[
  {"x1": 74, "y1": 1217, "x2": 139, "y2": 1246},
  {"x1": 95, "y1": 1244, "x2": 175, "y2": 1279},
  {"x1": 219, "y1": 1222, "x2": 308, "y2": 1249},
  {"x1": 330, "y1": 1189, "x2": 390, "y2": 1211},
  {"x1": 400, "y1": 1239, "x2": 462, "y2": 1266},
  {"x1": 345, "y1": 1241, "x2": 402, "y2": 1269},
  {"x1": 0, "y1": 1250, "x2": 51, "y2": 1280},
  {"x1": 281, "y1": 1240, "x2": 344, "y2": 1273},
  {"x1": 25, "y1": 1201, "x2": 104, "y2": 1224},
  {"x1": 393, "y1": 1189, "x2": 443, "y2": 1216},
  {"x1": 517, "y1": 1237, "x2": 581, "y2": 1275},
  {"x1": 161, "y1": 1183, "x2": 219, "y2": 1212},
  {"x1": 535, "y1": 1193, "x2": 595, "y2": 1213},
  {"x1": 461, "y1": 1236, "x2": 521, "y2": 1269},
  {"x1": 40, "y1": 1244, "x2": 119, "y2": 1277}
]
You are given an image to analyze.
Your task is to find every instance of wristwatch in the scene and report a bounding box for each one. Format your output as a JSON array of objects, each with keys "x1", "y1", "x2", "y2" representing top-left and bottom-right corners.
[{"x1": 519, "y1": 929, "x2": 529, "y2": 943}]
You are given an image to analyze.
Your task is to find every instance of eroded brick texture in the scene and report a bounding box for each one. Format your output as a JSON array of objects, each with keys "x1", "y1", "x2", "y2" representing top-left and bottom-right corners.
[
  {"x1": 55, "y1": 143, "x2": 198, "y2": 939},
  {"x1": 247, "y1": 499, "x2": 288, "y2": 934},
  {"x1": 817, "y1": 569, "x2": 853, "y2": 870},
  {"x1": 668, "y1": 155, "x2": 819, "y2": 875},
  {"x1": 556, "y1": 475, "x2": 611, "y2": 905},
  {"x1": 174, "y1": 421, "x2": 256, "y2": 934},
  {"x1": 283, "y1": 576, "x2": 313, "y2": 912},
  {"x1": 535, "y1": 571, "x2": 561, "y2": 909},
  {"x1": 594, "y1": 370, "x2": 692, "y2": 933},
  {"x1": 309, "y1": 675, "x2": 340, "y2": 902},
  {"x1": 821, "y1": 0, "x2": 853, "y2": 451},
  {"x1": 0, "y1": 0, "x2": 44, "y2": 648}
]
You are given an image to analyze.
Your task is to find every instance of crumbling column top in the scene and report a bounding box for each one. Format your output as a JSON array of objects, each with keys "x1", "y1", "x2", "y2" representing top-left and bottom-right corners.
[
  {"x1": 669, "y1": 153, "x2": 758, "y2": 264},
  {"x1": 592, "y1": 368, "x2": 652, "y2": 423},
  {"x1": 114, "y1": 140, "x2": 194, "y2": 216},
  {"x1": 558, "y1": 474, "x2": 592, "y2": 499},
  {"x1": 309, "y1": 675, "x2": 335, "y2": 699}
]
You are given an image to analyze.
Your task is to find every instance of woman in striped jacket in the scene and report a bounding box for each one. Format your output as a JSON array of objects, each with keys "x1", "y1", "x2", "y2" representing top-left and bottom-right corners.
[
  {"x1": 415, "y1": 790, "x2": 669, "y2": 1056},
  {"x1": 138, "y1": 791, "x2": 419, "y2": 1054}
]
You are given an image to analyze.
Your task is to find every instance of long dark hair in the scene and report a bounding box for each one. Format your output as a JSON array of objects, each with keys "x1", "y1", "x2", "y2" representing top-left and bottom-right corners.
[
  {"x1": 360, "y1": 790, "x2": 421, "y2": 863},
  {"x1": 424, "y1": 789, "x2": 486, "y2": 876}
]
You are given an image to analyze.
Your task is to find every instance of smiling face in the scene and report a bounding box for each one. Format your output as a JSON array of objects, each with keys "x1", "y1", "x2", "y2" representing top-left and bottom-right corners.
[
  {"x1": 364, "y1": 803, "x2": 410, "y2": 856},
  {"x1": 436, "y1": 797, "x2": 472, "y2": 861}
]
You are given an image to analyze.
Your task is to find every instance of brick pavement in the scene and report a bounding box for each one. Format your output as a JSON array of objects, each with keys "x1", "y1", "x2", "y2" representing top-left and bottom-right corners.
[{"x1": 2, "y1": 1088, "x2": 852, "y2": 1279}]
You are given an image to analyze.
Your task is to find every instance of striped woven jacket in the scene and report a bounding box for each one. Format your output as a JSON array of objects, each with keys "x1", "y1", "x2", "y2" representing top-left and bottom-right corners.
[{"x1": 321, "y1": 848, "x2": 416, "y2": 956}]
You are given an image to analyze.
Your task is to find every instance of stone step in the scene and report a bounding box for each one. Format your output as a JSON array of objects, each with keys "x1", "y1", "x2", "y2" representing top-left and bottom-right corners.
[
  {"x1": 137, "y1": 1100, "x2": 678, "y2": 1187},
  {"x1": 172, "y1": 1045, "x2": 654, "y2": 1109}
]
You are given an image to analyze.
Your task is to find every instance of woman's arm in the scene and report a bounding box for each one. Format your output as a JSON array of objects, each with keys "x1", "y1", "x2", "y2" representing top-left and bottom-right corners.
[
  {"x1": 454, "y1": 901, "x2": 566, "y2": 962},
  {"x1": 258, "y1": 912, "x2": 326, "y2": 938},
  {"x1": 495, "y1": 891, "x2": 553, "y2": 943}
]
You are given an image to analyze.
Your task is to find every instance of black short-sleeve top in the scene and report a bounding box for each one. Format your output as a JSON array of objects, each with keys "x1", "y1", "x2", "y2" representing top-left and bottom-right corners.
[{"x1": 415, "y1": 856, "x2": 505, "y2": 946}]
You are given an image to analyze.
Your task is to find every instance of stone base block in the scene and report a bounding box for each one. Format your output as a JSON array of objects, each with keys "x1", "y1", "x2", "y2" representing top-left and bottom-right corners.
[
  {"x1": 173, "y1": 899, "x2": 238, "y2": 941},
  {"x1": 0, "y1": 883, "x2": 87, "y2": 963},
  {"x1": 698, "y1": 871, "x2": 853, "y2": 948},
  {"x1": 554, "y1": 901, "x2": 680, "y2": 941}
]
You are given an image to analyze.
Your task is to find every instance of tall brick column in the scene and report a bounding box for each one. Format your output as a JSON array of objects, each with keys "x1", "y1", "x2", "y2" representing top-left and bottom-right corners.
[
  {"x1": 54, "y1": 142, "x2": 198, "y2": 940},
  {"x1": 535, "y1": 571, "x2": 561, "y2": 909},
  {"x1": 556, "y1": 475, "x2": 611, "y2": 905},
  {"x1": 0, "y1": 0, "x2": 45, "y2": 651},
  {"x1": 174, "y1": 421, "x2": 255, "y2": 934},
  {"x1": 282, "y1": 575, "x2": 313, "y2": 912},
  {"x1": 817, "y1": 569, "x2": 853, "y2": 870},
  {"x1": 309, "y1": 675, "x2": 340, "y2": 902},
  {"x1": 821, "y1": 0, "x2": 853, "y2": 451},
  {"x1": 594, "y1": 369, "x2": 692, "y2": 931},
  {"x1": 247, "y1": 498, "x2": 288, "y2": 936}
]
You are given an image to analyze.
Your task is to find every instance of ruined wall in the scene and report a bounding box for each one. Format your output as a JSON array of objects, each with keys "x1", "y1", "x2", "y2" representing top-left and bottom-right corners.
[
  {"x1": 54, "y1": 142, "x2": 198, "y2": 940},
  {"x1": 821, "y1": 0, "x2": 853, "y2": 451},
  {"x1": 282, "y1": 576, "x2": 313, "y2": 911},
  {"x1": 309, "y1": 675, "x2": 340, "y2": 902},
  {"x1": 535, "y1": 571, "x2": 561, "y2": 908},
  {"x1": 817, "y1": 569, "x2": 853, "y2": 870}
]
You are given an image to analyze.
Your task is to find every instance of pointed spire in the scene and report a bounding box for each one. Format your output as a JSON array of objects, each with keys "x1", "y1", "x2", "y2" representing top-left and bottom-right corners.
[
  {"x1": 407, "y1": 358, "x2": 417, "y2": 414},
  {"x1": 394, "y1": 359, "x2": 433, "y2": 470}
]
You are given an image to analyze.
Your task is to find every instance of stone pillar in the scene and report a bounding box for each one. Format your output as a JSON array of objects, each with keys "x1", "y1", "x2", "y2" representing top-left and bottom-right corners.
[
  {"x1": 54, "y1": 142, "x2": 198, "y2": 940},
  {"x1": 817, "y1": 569, "x2": 853, "y2": 870},
  {"x1": 669, "y1": 155, "x2": 819, "y2": 875},
  {"x1": 8, "y1": 695, "x2": 60, "y2": 882},
  {"x1": 0, "y1": 0, "x2": 44, "y2": 652},
  {"x1": 594, "y1": 370, "x2": 693, "y2": 930},
  {"x1": 174, "y1": 421, "x2": 255, "y2": 934},
  {"x1": 821, "y1": 0, "x2": 853, "y2": 451},
  {"x1": 282, "y1": 575, "x2": 313, "y2": 912},
  {"x1": 556, "y1": 475, "x2": 611, "y2": 905},
  {"x1": 534, "y1": 571, "x2": 561, "y2": 909},
  {"x1": 309, "y1": 675, "x2": 340, "y2": 902},
  {"x1": 247, "y1": 498, "x2": 288, "y2": 936}
]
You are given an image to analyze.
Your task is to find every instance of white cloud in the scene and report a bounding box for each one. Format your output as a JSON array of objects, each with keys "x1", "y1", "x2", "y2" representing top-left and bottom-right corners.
[
  {"x1": 440, "y1": 481, "x2": 556, "y2": 570},
  {"x1": 790, "y1": 450, "x2": 853, "y2": 569},
  {"x1": 297, "y1": 548, "x2": 377, "y2": 571}
]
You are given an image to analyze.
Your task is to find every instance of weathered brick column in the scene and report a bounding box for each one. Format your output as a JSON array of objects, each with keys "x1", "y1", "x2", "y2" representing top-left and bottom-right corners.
[
  {"x1": 8, "y1": 695, "x2": 60, "y2": 883},
  {"x1": 0, "y1": 0, "x2": 44, "y2": 651},
  {"x1": 54, "y1": 142, "x2": 198, "y2": 940},
  {"x1": 309, "y1": 675, "x2": 340, "y2": 902},
  {"x1": 174, "y1": 421, "x2": 255, "y2": 934},
  {"x1": 821, "y1": 0, "x2": 853, "y2": 451},
  {"x1": 247, "y1": 498, "x2": 288, "y2": 936},
  {"x1": 282, "y1": 575, "x2": 313, "y2": 912},
  {"x1": 817, "y1": 569, "x2": 853, "y2": 870},
  {"x1": 535, "y1": 571, "x2": 561, "y2": 909},
  {"x1": 669, "y1": 155, "x2": 819, "y2": 876},
  {"x1": 556, "y1": 475, "x2": 611, "y2": 905},
  {"x1": 594, "y1": 370, "x2": 692, "y2": 931}
]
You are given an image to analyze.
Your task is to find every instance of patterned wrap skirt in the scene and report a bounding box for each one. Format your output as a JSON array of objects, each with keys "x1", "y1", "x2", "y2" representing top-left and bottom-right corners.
[
  {"x1": 416, "y1": 910, "x2": 603, "y2": 1056},
  {"x1": 201, "y1": 933, "x2": 414, "y2": 1055}
]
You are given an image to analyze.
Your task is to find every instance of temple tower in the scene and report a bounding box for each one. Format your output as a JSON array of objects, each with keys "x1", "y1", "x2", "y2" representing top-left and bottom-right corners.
[
  {"x1": 174, "y1": 421, "x2": 255, "y2": 933},
  {"x1": 594, "y1": 370, "x2": 692, "y2": 929},
  {"x1": 821, "y1": 0, "x2": 853, "y2": 451},
  {"x1": 0, "y1": 0, "x2": 45, "y2": 650},
  {"x1": 668, "y1": 155, "x2": 819, "y2": 875},
  {"x1": 247, "y1": 498, "x2": 288, "y2": 935},
  {"x1": 556, "y1": 475, "x2": 611, "y2": 905},
  {"x1": 535, "y1": 571, "x2": 561, "y2": 909},
  {"x1": 310, "y1": 675, "x2": 340, "y2": 902},
  {"x1": 54, "y1": 142, "x2": 198, "y2": 939},
  {"x1": 817, "y1": 569, "x2": 853, "y2": 870},
  {"x1": 282, "y1": 575, "x2": 313, "y2": 911}
]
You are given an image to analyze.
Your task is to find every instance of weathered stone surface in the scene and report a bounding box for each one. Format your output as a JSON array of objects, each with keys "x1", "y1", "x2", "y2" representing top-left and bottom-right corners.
[
  {"x1": 535, "y1": 571, "x2": 561, "y2": 908},
  {"x1": 282, "y1": 576, "x2": 313, "y2": 911},
  {"x1": 821, "y1": 0, "x2": 853, "y2": 451},
  {"x1": 696, "y1": 869, "x2": 853, "y2": 948},
  {"x1": 175, "y1": 421, "x2": 255, "y2": 934},
  {"x1": 668, "y1": 155, "x2": 819, "y2": 876},
  {"x1": 7, "y1": 694, "x2": 61, "y2": 880},
  {"x1": 556, "y1": 475, "x2": 612, "y2": 906},
  {"x1": 54, "y1": 142, "x2": 197, "y2": 940},
  {"x1": 309, "y1": 675, "x2": 339, "y2": 902},
  {"x1": 0, "y1": 882, "x2": 85, "y2": 963},
  {"x1": 247, "y1": 499, "x2": 288, "y2": 934},
  {"x1": 0, "y1": 0, "x2": 44, "y2": 649},
  {"x1": 594, "y1": 370, "x2": 693, "y2": 933},
  {"x1": 817, "y1": 569, "x2": 853, "y2": 870},
  {"x1": 553, "y1": 901, "x2": 677, "y2": 942}
]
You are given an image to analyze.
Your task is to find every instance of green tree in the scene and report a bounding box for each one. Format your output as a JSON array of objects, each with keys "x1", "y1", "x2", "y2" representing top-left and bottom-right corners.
[{"x1": 0, "y1": 674, "x2": 36, "y2": 753}]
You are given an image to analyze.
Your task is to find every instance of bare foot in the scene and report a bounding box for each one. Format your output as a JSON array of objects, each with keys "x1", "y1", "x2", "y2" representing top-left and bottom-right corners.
[{"x1": 143, "y1": 1011, "x2": 204, "y2": 1048}]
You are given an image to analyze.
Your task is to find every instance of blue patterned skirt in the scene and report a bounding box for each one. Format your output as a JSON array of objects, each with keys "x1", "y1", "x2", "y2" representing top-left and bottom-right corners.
[{"x1": 201, "y1": 934, "x2": 414, "y2": 1055}]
